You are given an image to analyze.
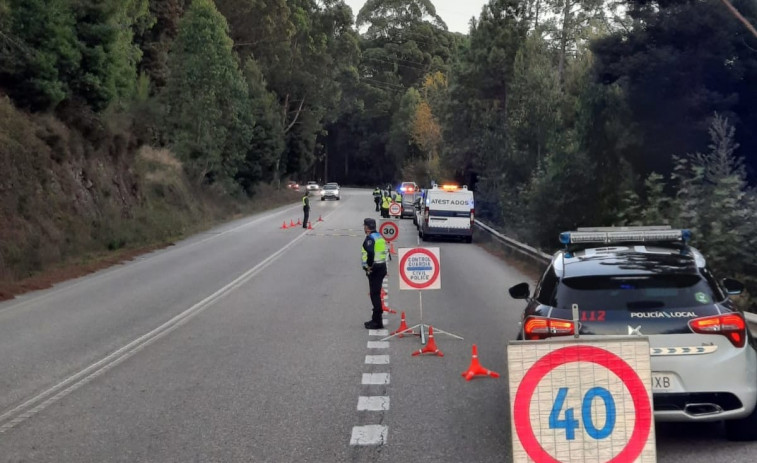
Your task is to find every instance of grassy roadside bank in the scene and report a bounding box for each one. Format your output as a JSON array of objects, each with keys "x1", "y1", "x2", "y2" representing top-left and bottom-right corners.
[{"x1": 0, "y1": 183, "x2": 300, "y2": 302}]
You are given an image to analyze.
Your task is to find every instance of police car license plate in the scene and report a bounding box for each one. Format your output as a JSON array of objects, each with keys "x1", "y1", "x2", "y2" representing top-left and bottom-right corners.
[{"x1": 652, "y1": 373, "x2": 679, "y2": 392}]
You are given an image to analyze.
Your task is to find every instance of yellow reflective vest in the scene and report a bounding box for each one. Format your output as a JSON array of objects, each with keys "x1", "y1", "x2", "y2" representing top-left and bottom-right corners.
[{"x1": 362, "y1": 232, "x2": 388, "y2": 266}]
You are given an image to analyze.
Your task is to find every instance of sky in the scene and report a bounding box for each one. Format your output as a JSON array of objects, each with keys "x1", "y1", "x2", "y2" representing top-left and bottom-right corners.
[{"x1": 343, "y1": 0, "x2": 490, "y2": 35}]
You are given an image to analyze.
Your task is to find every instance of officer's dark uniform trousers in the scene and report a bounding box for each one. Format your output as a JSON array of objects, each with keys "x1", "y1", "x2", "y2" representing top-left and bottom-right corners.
[{"x1": 368, "y1": 263, "x2": 387, "y2": 324}]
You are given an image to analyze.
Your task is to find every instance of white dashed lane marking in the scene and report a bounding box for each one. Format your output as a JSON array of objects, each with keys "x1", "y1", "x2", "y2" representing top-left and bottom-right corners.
[
  {"x1": 351, "y1": 279, "x2": 393, "y2": 446},
  {"x1": 350, "y1": 425, "x2": 388, "y2": 446},
  {"x1": 367, "y1": 341, "x2": 389, "y2": 349},
  {"x1": 365, "y1": 355, "x2": 390, "y2": 364},
  {"x1": 362, "y1": 373, "x2": 390, "y2": 385},
  {"x1": 358, "y1": 396, "x2": 390, "y2": 411}
]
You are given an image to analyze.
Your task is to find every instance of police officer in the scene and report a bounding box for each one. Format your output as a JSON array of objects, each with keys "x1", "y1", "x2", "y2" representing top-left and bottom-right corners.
[
  {"x1": 380, "y1": 191, "x2": 391, "y2": 218},
  {"x1": 372, "y1": 186, "x2": 382, "y2": 212},
  {"x1": 302, "y1": 190, "x2": 310, "y2": 228},
  {"x1": 361, "y1": 218, "x2": 388, "y2": 329}
]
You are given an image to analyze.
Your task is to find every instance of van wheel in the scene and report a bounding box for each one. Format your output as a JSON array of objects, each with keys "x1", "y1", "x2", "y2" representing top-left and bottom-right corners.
[
  {"x1": 465, "y1": 236, "x2": 473, "y2": 243},
  {"x1": 726, "y1": 405, "x2": 757, "y2": 441}
]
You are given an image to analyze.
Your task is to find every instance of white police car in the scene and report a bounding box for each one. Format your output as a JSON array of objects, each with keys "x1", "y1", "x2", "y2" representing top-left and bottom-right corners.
[{"x1": 508, "y1": 227, "x2": 757, "y2": 441}]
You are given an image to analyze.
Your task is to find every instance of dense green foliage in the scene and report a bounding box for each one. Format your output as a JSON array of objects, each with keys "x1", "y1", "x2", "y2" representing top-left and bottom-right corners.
[{"x1": 1, "y1": 0, "x2": 756, "y2": 302}]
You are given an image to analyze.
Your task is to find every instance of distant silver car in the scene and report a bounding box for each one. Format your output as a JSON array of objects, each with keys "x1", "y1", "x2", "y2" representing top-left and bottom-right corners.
[
  {"x1": 400, "y1": 192, "x2": 418, "y2": 219},
  {"x1": 306, "y1": 181, "x2": 320, "y2": 191},
  {"x1": 320, "y1": 184, "x2": 340, "y2": 200}
]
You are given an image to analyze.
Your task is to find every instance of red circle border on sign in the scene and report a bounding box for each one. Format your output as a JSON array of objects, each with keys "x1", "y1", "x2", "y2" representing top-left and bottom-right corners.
[
  {"x1": 399, "y1": 248, "x2": 440, "y2": 289},
  {"x1": 513, "y1": 345, "x2": 652, "y2": 463},
  {"x1": 389, "y1": 202, "x2": 401, "y2": 215},
  {"x1": 379, "y1": 221, "x2": 399, "y2": 242}
]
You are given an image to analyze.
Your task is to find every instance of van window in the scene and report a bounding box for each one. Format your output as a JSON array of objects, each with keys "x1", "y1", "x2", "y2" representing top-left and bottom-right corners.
[{"x1": 429, "y1": 210, "x2": 471, "y2": 217}]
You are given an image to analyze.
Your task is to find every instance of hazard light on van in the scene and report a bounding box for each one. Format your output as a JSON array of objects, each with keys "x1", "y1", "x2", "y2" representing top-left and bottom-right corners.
[{"x1": 441, "y1": 184, "x2": 459, "y2": 191}]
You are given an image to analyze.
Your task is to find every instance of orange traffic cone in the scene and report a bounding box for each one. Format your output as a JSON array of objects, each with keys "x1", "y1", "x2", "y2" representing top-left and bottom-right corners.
[
  {"x1": 297, "y1": 218, "x2": 302, "y2": 225},
  {"x1": 389, "y1": 242, "x2": 397, "y2": 255},
  {"x1": 281, "y1": 221, "x2": 288, "y2": 230},
  {"x1": 307, "y1": 221, "x2": 313, "y2": 230},
  {"x1": 461, "y1": 344, "x2": 499, "y2": 381},
  {"x1": 317, "y1": 215, "x2": 324, "y2": 222},
  {"x1": 381, "y1": 293, "x2": 397, "y2": 314},
  {"x1": 290, "y1": 219, "x2": 296, "y2": 227},
  {"x1": 412, "y1": 326, "x2": 443, "y2": 357},
  {"x1": 391, "y1": 312, "x2": 415, "y2": 338}
]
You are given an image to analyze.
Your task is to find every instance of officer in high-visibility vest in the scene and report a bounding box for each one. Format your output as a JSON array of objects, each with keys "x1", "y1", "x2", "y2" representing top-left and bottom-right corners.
[
  {"x1": 361, "y1": 218, "x2": 388, "y2": 329},
  {"x1": 372, "y1": 187, "x2": 382, "y2": 212},
  {"x1": 380, "y1": 192, "x2": 391, "y2": 218},
  {"x1": 302, "y1": 191, "x2": 310, "y2": 228}
]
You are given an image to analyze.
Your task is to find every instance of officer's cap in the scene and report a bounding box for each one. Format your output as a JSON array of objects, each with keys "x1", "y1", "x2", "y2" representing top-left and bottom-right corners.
[{"x1": 363, "y1": 218, "x2": 377, "y2": 230}]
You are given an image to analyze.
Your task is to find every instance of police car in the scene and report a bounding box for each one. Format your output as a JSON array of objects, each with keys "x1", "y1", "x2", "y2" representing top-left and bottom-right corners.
[{"x1": 508, "y1": 227, "x2": 757, "y2": 441}]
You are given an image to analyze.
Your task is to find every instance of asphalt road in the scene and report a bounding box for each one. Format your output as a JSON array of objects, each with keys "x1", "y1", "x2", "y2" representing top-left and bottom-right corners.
[{"x1": 0, "y1": 188, "x2": 755, "y2": 462}]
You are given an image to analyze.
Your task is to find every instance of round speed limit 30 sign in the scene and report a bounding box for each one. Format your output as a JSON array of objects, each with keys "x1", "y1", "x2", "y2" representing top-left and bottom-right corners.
[
  {"x1": 379, "y1": 220, "x2": 399, "y2": 242},
  {"x1": 507, "y1": 338, "x2": 656, "y2": 463}
]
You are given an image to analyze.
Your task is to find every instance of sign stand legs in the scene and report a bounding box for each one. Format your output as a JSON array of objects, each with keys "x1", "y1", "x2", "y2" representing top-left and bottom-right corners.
[{"x1": 381, "y1": 291, "x2": 463, "y2": 343}]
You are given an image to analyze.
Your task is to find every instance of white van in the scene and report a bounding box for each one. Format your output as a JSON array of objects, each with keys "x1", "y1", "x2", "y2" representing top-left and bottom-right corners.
[{"x1": 417, "y1": 184, "x2": 474, "y2": 243}]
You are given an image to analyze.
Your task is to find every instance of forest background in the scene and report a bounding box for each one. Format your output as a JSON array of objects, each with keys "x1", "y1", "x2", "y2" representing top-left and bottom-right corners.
[{"x1": 0, "y1": 0, "x2": 755, "y2": 307}]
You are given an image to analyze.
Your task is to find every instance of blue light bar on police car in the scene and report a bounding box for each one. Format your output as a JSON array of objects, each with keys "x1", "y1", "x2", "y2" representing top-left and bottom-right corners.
[{"x1": 559, "y1": 227, "x2": 692, "y2": 245}]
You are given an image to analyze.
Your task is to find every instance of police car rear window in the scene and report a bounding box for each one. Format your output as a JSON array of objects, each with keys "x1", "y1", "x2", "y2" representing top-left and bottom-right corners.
[
  {"x1": 551, "y1": 275, "x2": 719, "y2": 311},
  {"x1": 429, "y1": 210, "x2": 470, "y2": 217}
]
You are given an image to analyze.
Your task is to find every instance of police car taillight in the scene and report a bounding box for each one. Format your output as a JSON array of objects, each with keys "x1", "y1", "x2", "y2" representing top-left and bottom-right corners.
[
  {"x1": 523, "y1": 316, "x2": 575, "y2": 340},
  {"x1": 470, "y1": 208, "x2": 475, "y2": 226},
  {"x1": 689, "y1": 314, "x2": 746, "y2": 348}
]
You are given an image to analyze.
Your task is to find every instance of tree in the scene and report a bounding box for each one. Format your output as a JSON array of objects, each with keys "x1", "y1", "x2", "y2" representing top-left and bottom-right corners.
[
  {"x1": 591, "y1": 0, "x2": 757, "y2": 180},
  {"x1": 162, "y1": 0, "x2": 253, "y2": 187},
  {"x1": 0, "y1": 0, "x2": 80, "y2": 110}
]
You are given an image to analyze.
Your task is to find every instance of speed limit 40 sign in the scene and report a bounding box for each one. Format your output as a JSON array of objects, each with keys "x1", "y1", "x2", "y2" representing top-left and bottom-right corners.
[{"x1": 507, "y1": 338, "x2": 656, "y2": 463}]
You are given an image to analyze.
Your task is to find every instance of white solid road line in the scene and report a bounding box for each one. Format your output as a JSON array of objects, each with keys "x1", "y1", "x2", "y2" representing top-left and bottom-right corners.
[
  {"x1": 0, "y1": 203, "x2": 305, "y2": 315},
  {"x1": 368, "y1": 329, "x2": 389, "y2": 336},
  {"x1": 0, "y1": 225, "x2": 313, "y2": 434}
]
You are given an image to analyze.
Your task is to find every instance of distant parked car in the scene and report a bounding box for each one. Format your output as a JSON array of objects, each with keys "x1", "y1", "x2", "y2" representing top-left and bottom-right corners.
[{"x1": 400, "y1": 192, "x2": 418, "y2": 219}]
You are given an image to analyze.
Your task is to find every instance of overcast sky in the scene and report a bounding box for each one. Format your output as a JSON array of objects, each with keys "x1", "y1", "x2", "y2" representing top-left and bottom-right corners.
[{"x1": 343, "y1": 0, "x2": 489, "y2": 35}]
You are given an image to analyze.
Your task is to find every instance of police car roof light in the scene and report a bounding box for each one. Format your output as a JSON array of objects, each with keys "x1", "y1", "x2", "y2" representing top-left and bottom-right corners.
[{"x1": 560, "y1": 227, "x2": 692, "y2": 246}]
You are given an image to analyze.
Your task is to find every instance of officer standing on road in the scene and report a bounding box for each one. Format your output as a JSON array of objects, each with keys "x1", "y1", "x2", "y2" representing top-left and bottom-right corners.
[
  {"x1": 380, "y1": 191, "x2": 391, "y2": 218},
  {"x1": 361, "y1": 218, "x2": 388, "y2": 329},
  {"x1": 372, "y1": 186, "x2": 382, "y2": 212},
  {"x1": 302, "y1": 190, "x2": 310, "y2": 228}
]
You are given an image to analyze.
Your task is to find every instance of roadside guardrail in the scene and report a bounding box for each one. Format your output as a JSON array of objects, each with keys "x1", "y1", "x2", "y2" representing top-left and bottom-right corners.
[{"x1": 473, "y1": 219, "x2": 757, "y2": 334}]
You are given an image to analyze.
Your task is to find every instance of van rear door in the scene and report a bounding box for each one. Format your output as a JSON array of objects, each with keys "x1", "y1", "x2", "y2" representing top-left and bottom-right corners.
[{"x1": 426, "y1": 191, "x2": 473, "y2": 236}]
